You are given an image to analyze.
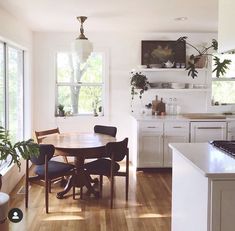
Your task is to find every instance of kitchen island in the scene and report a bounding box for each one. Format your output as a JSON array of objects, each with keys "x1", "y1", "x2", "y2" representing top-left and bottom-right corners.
[{"x1": 169, "y1": 143, "x2": 235, "y2": 231}]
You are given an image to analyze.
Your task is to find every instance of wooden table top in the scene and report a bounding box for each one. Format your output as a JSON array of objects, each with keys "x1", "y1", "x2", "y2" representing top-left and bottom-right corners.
[{"x1": 42, "y1": 132, "x2": 115, "y2": 150}]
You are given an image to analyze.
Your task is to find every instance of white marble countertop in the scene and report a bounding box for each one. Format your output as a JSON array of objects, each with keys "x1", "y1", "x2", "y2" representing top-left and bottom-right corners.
[
  {"x1": 169, "y1": 143, "x2": 235, "y2": 178},
  {"x1": 131, "y1": 114, "x2": 235, "y2": 122}
]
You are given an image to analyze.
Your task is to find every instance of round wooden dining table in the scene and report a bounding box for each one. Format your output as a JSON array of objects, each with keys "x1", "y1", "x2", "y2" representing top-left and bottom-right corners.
[{"x1": 42, "y1": 132, "x2": 115, "y2": 199}]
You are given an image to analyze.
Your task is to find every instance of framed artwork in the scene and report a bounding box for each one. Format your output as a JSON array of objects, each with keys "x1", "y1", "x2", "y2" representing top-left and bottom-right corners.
[{"x1": 141, "y1": 40, "x2": 186, "y2": 68}]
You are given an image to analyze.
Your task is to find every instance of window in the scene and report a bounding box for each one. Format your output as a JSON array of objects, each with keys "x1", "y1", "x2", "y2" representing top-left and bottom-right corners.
[
  {"x1": 212, "y1": 53, "x2": 235, "y2": 105},
  {"x1": 0, "y1": 42, "x2": 24, "y2": 171},
  {"x1": 56, "y1": 52, "x2": 105, "y2": 116}
]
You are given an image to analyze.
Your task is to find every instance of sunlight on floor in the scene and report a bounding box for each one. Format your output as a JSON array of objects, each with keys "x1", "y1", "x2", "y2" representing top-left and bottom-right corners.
[
  {"x1": 126, "y1": 213, "x2": 171, "y2": 219},
  {"x1": 43, "y1": 215, "x2": 85, "y2": 221}
]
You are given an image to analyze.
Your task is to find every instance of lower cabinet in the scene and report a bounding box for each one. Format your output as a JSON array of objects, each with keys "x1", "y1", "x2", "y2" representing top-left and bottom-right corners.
[
  {"x1": 137, "y1": 121, "x2": 189, "y2": 168},
  {"x1": 190, "y1": 121, "x2": 227, "y2": 142},
  {"x1": 139, "y1": 132, "x2": 163, "y2": 167},
  {"x1": 227, "y1": 121, "x2": 235, "y2": 140},
  {"x1": 137, "y1": 120, "x2": 234, "y2": 169},
  {"x1": 211, "y1": 180, "x2": 235, "y2": 231}
]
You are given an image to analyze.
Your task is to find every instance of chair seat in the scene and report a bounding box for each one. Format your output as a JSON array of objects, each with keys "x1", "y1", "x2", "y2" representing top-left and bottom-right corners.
[
  {"x1": 84, "y1": 159, "x2": 120, "y2": 176},
  {"x1": 35, "y1": 161, "x2": 74, "y2": 178}
]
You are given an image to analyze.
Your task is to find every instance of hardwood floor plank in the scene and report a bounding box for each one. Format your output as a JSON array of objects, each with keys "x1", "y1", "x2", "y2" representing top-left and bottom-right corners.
[{"x1": 8, "y1": 166, "x2": 171, "y2": 231}]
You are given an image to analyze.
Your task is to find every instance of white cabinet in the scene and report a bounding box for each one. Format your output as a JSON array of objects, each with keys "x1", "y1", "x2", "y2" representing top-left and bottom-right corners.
[
  {"x1": 137, "y1": 121, "x2": 189, "y2": 168},
  {"x1": 138, "y1": 122, "x2": 163, "y2": 168},
  {"x1": 211, "y1": 180, "x2": 235, "y2": 231},
  {"x1": 190, "y1": 122, "x2": 227, "y2": 142},
  {"x1": 227, "y1": 121, "x2": 235, "y2": 140},
  {"x1": 164, "y1": 122, "x2": 189, "y2": 167}
]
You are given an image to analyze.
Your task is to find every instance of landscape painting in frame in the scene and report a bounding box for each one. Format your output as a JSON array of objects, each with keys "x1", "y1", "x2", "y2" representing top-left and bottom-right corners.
[{"x1": 141, "y1": 40, "x2": 186, "y2": 68}]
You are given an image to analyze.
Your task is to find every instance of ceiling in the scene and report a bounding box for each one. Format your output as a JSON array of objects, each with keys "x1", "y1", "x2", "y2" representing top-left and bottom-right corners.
[{"x1": 0, "y1": 0, "x2": 218, "y2": 33}]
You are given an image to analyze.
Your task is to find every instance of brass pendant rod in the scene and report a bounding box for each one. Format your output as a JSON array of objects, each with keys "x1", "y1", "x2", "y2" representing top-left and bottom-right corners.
[{"x1": 77, "y1": 16, "x2": 88, "y2": 40}]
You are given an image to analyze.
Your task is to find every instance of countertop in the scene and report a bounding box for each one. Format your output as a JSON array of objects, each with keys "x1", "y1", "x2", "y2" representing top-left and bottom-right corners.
[
  {"x1": 131, "y1": 114, "x2": 235, "y2": 122},
  {"x1": 169, "y1": 143, "x2": 235, "y2": 178}
]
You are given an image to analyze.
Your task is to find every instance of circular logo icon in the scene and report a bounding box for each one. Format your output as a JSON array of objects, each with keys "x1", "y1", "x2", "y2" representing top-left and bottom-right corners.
[{"x1": 8, "y1": 208, "x2": 23, "y2": 223}]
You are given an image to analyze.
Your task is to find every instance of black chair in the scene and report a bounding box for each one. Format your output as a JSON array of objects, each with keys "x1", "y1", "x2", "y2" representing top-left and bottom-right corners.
[
  {"x1": 85, "y1": 125, "x2": 117, "y2": 189},
  {"x1": 84, "y1": 138, "x2": 129, "y2": 208},
  {"x1": 25, "y1": 144, "x2": 74, "y2": 213},
  {"x1": 94, "y1": 125, "x2": 117, "y2": 137}
]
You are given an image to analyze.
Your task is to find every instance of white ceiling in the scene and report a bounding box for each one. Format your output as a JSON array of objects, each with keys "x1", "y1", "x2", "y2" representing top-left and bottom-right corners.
[{"x1": 0, "y1": 0, "x2": 218, "y2": 33}]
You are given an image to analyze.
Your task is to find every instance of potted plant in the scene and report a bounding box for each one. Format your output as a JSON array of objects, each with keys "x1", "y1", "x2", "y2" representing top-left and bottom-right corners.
[
  {"x1": 0, "y1": 126, "x2": 39, "y2": 172},
  {"x1": 130, "y1": 71, "x2": 149, "y2": 100},
  {"x1": 98, "y1": 106, "x2": 103, "y2": 116},
  {"x1": 176, "y1": 36, "x2": 231, "y2": 78},
  {"x1": 0, "y1": 126, "x2": 39, "y2": 228},
  {"x1": 57, "y1": 104, "x2": 65, "y2": 117}
]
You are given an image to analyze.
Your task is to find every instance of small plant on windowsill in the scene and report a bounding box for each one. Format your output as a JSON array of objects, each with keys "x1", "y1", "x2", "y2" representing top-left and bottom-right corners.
[
  {"x1": 176, "y1": 36, "x2": 231, "y2": 79},
  {"x1": 57, "y1": 104, "x2": 65, "y2": 117},
  {"x1": 98, "y1": 106, "x2": 103, "y2": 116}
]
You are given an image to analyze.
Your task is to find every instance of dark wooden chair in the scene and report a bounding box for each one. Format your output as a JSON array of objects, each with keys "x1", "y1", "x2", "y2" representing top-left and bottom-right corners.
[
  {"x1": 35, "y1": 128, "x2": 68, "y2": 163},
  {"x1": 84, "y1": 138, "x2": 129, "y2": 208},
  {"x1": 87, "y1": 125, "x2": 117, "y2": 188},
  {"x1": 25, "y1": 144, "x2": 74, "y2": 213},
  {"x1": 94, "y1": 125, "x2": 117, "y2": 137}
]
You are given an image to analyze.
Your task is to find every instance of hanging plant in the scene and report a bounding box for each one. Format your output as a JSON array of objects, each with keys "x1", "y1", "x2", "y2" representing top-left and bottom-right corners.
[
  {"x1": 176, "y1": 36, "x2": 231, "y2": 79},
  {"x1": 130, "y1": 72, "x2": 149, "y2": 100}
]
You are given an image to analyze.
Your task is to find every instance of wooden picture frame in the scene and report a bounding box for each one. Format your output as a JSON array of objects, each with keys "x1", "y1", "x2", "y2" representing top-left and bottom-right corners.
[{"x1": 141, "y1": 40, "x2": 186, "y2": 68}]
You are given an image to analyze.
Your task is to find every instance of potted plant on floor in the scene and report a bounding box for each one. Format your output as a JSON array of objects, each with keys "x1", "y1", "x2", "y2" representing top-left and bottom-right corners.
[{"x1": 177, "y1": 36, "x2": 231, "y2": 78}]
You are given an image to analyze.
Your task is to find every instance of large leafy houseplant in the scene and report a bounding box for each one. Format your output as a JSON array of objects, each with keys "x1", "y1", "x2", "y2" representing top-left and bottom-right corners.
[
  {"x1": 177, "y1": 36, "x2": 231, "y2": 79},
  {"x1": 0, "y1": 126, "x2": 39, "y2": 172},
  {"x1": 130, "y1": 71, "x2": 149, "y2": 100}
]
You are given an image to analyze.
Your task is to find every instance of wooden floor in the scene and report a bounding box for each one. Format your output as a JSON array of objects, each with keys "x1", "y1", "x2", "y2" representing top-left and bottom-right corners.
[{"x1": 8, "y1": 166, "x2": 172, "y2": 231}]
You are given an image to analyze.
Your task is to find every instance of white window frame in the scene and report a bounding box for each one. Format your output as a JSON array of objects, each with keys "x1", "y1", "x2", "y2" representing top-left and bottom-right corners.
[
  {"x1": 55, "y1": 48, "x2": 109, "y2": 117},
  {"x1": 0, "y1": 40, "x2": 25, "y2": 172}
]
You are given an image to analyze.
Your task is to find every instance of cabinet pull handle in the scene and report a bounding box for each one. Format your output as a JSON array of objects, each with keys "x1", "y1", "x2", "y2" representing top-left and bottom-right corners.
[
  {"x1": 173, "y1": 126, "x2": 183, "y2": 128},
  {"x1": 147, "y1": 126, "x2": 156, "y2": 128},
  {"x1": 197, "y1": 127, "x2": 223, "y2": 130}
]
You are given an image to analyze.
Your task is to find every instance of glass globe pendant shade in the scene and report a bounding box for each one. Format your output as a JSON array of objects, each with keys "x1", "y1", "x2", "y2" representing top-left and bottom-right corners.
[
  {"x1": 72, "y1": 16, "x2": 93, "y2": 64},
  {"x1": 72, "y1": 39, "x2": 93, "y2": 64}
]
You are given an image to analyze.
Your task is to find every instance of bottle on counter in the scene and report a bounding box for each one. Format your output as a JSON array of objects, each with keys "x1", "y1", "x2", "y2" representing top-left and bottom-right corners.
[
  {"x1": 166, "y1": 98, "x2": 173, "y2": 115},
  {"x1": 172, "y1": 98, "x2": 177, "y2": 115}
]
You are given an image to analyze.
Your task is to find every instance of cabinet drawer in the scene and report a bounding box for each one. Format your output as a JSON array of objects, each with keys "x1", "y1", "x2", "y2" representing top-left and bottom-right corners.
[
  {"x1": 139, "y1": 122, "x2": 163, "y2": 132},
  {"x1": 165, "y1": 122, "x2": 189, "y2": 133}
]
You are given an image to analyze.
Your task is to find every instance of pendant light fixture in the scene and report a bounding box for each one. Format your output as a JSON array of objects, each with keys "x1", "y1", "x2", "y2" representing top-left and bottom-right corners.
[{"x1": 72, "y1": 16, "x2": 93, "y2": 64}]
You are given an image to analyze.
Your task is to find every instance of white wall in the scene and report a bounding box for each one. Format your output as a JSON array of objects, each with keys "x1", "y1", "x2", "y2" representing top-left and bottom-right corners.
[
  {"x1": 0, "y1": 7, "x2": 33, "y2": 193},
  {"x1": 33, "y1": 31, "x2": 217, "y2": 141},
  {"x1": 218, "y1": 0, "x2": 235, "y2": 52}
]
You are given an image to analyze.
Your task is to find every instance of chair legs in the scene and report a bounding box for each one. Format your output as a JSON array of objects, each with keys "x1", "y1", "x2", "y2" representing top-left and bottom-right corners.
[
  {"x1": 125, "y1": 174, "x2": 129, "y2": 201},
  {"x1": 25, "y1": 160, "x2": 29, "y2": 209},
  {"x1": 45, "y1": 179, "x2": 49, "y2": 213},
  {"x1": 99, "y1": 175, "x2": 103, "y2": 195},
  {"x1": 110, "y1": 176, "x2": 114, "y2": 209}
]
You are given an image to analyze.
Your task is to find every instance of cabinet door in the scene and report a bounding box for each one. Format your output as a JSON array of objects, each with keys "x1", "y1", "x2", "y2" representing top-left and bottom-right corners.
[
  {"x1": 164, "y1": 134, "x2": 189, "y2": 167},
  {"x1": 190, "y1": 122, "x2": 227, "y2": 143},
  {"x1": 164, "y1": 122, "x2": 190, "y2": 167},
  {"x1": 138, "y1": 132, "x2": 163, "y2": 167},
  {"x1": 211, "y1": 180, "x2": 235, "y2": 231},
  {"x1": 227, "y1": 121, "x2": 235, "y2": 140}
]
